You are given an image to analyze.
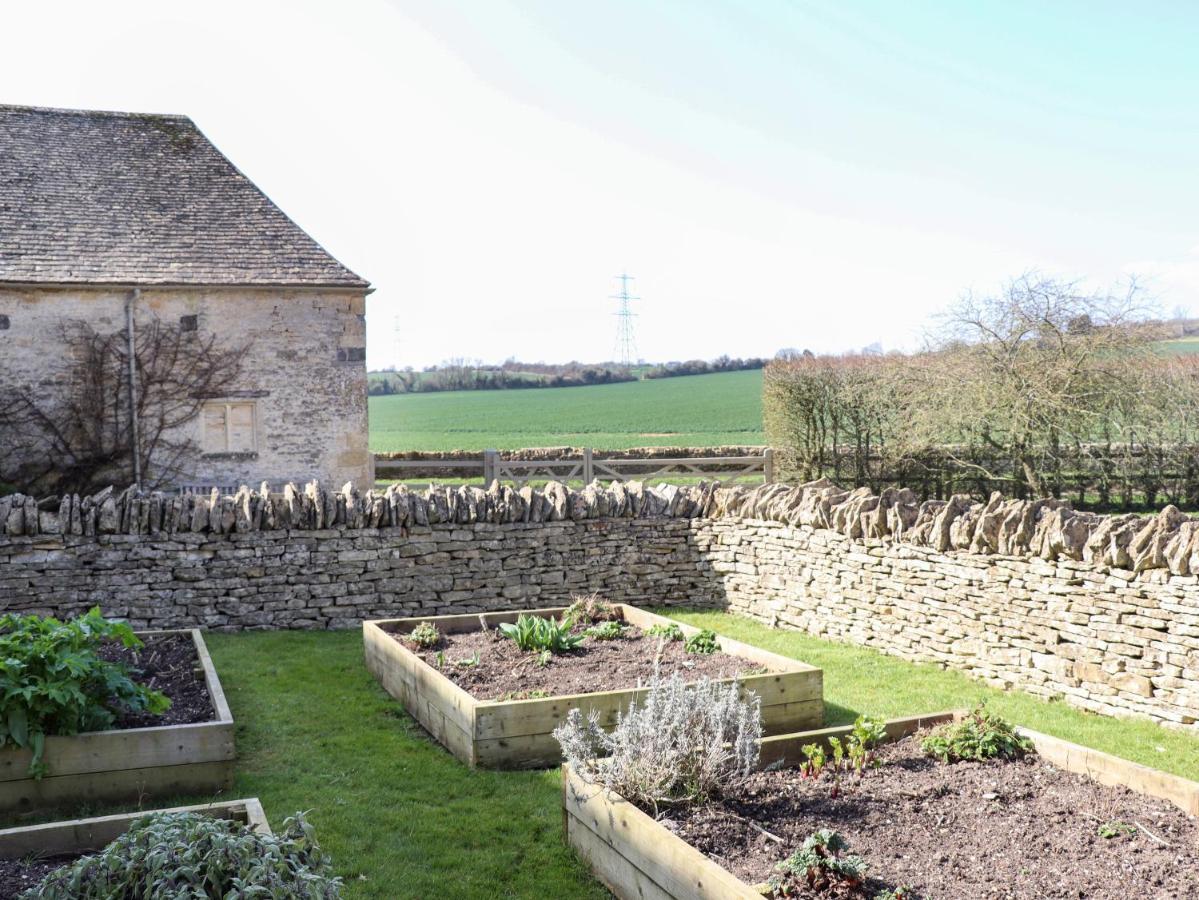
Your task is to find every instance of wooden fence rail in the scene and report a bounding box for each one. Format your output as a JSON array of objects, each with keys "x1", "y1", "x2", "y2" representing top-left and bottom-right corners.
[{"x1": 374, "y1": 449, "x2": 774, "y2": 487}]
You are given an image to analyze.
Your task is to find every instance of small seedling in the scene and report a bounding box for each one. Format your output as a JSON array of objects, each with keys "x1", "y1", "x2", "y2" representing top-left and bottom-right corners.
[
  {"x1": 684, "y1": 628, "x2": 718, "y2": 655},
  {"x1": 799, "y1": 742, "x2": 826, "y2": 778},
  {"x1": 434, "y1": 650, "x2": 446, "y2": 669},
  {"x1": 535, "y1": 649, "x2": 553, "y2": 667},
  {"x1": 408, "y1": 621, "x2": 441, "y2": 649},
  {"x1": 584, "y1": 620, "x2": 625, "y2": 641},
  {"x1": 921, "y1": 704, "x2": 1033, "y2": 763},
  {"x1": 875, "y1": 887, "x2": 920, "y2": 899},
  {"x1": 1098, "y1": 820, "x2": 1136, "y2": 839},
  {"x1": 645, "y1": 622, "x2": 683, "y2": 641},
  {"x1": 453, "y1": 652, "x2": 480, "y2": 668},
  {"x1": 769, "y1": 829, "x2": 866, "y2": 896}
]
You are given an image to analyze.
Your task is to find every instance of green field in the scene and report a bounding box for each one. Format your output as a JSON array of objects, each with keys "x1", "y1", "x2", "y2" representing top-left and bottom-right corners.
[
  {"x1": 1154, "y1": 337, "x2": 1199, "y2": 356},
  {"x1": 369, "y1": 369, "x2": 765, "y2": 451}
]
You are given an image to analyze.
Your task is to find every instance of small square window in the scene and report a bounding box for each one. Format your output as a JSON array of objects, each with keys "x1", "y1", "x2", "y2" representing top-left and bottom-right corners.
[
  {"x1": 180, "y1": 315, "x2": 198, "y2": 332},
  {"x1": 0, "y1": 315, "x2": 9, "y2": 330},
  {"x1": 202, "y1": 401, "x2": 257, "y2": 453}
]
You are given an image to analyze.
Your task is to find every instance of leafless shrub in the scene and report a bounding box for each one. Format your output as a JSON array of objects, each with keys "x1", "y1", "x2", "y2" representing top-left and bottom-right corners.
[{"x1": 553, "y1": 672, "x2": 761, "y2": 815}]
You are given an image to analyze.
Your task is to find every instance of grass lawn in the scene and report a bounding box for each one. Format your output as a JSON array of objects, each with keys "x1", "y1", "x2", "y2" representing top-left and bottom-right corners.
[
  {"x1": 368, "y1": 369, "x2": 764, "y2": 452},
  {"x1": 25, "y1": 614, "x2": 1194, "y2": 899},
  {"x1": 203, "y1": 631, "x2": 605, "y2": 900}
]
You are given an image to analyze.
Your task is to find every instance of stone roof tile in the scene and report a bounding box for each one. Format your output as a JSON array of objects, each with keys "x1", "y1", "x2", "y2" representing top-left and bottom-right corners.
[{"x1": 0, "y1": 104, "x2": 368, "y2": 288}]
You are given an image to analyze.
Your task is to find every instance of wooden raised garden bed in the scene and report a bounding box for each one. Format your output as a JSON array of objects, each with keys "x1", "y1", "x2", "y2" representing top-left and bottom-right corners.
[
  {"x1": 0, "y1": 629, "x2": 235, "y2": 816},
  {"x1": 0, "y1": 797, "x2": 269, "y2": 859},
  {"x1": 364, "y1": 605, "x2": 823, "y2": 769},
  {"x1": 0, "y1": 798, "x2": 268, "y2": 897},
  {"x1": 563, "y1": 711, "x2": 1199, "y2": 900}
]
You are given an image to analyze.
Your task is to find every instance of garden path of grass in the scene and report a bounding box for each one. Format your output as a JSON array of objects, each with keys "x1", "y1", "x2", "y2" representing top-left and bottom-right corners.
[{"x1": 190, "y1": 613, "x2": 1198, "y2": 899}]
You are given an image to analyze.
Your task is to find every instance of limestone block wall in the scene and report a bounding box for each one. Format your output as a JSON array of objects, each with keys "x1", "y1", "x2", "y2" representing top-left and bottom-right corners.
[
  {"x1": 695, "y1": 518, "x2": 1199, "y2": 731},
  {"x1": 1, "y1": 477, "x2": 1197, "y2": 731},
  {"x1": 0, "y1": 519, "x2": 719, "y2": 630},
  {"x1": 0, "y1": 286, "x2": 370, "y2": 489}
]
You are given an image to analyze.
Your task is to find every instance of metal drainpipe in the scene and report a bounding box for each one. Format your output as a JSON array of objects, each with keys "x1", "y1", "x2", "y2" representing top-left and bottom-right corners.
[{"x1": 125, "y1": 289, "x2": 142, "y2": 488}]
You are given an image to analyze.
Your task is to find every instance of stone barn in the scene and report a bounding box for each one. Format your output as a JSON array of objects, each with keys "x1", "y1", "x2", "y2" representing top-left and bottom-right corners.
[{"x1": 0, "y1": 103, "x2": 372, "y2": 491}]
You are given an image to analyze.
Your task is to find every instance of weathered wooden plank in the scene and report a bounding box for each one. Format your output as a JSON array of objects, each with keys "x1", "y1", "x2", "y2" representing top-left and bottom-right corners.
[
  {"x1": 0, "y1": 760, "x2": 234, "y2": 816},
  {"x1": 566, "y1": 811, "x2": 675, "y2": 900},
  {"x1": 190, "y1": 628, "x2": 233, "y2": 724},
  {"x1": 562, "y1": 766, "x2": 761, "y2": 900},
  {"x1": 1020, "y1": 728, "x2": 1199, "y2": 817},
  {"x1": 0, "y1": 798, "x2": 270, "y2": 859},
  {"x1": 0, "y1": 721, "x2": 235, "y2": 784},
  {"x1": 363, "y1": 621, "x2": 476, "y2": 736},
  {"x1": 475, "y1": 692, "x2": 820, "y2": 743}
]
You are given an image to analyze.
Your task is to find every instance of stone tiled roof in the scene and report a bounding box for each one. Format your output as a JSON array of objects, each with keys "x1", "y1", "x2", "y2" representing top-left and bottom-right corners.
[{"x1": 0, "y1": 104, "x2": 368, "y2": 288}]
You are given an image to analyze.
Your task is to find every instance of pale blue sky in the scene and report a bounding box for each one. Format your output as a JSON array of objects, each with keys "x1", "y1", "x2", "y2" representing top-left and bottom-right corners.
[{"x1": 4, "y1": 1, "x2": 1198, "y2": 366}]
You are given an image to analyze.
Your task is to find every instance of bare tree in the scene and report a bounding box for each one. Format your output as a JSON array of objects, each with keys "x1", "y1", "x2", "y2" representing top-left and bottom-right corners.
[
  {"x1": 909, "y1": 274, "x2": 1159, "y2": 497},
  {"x1": 0, "y1": 316, "x2": 248, "y2": 496}
]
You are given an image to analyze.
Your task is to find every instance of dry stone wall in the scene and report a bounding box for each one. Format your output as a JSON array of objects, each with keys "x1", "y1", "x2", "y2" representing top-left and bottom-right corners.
[
  {"x1": 1, "y1": 478, "x2": 1197, "y2": 730},
  {"x1": 694, "y1": 516, "x2": 1199, "y2": 731},
  {"x1": 0, "y1": 520, "x2": 719, "y2": 630}
]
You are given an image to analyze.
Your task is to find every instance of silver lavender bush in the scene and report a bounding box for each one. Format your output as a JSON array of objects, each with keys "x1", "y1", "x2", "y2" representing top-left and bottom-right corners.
[{"x1": 553, "y1": 671, "x2": 761, "y2": 815}]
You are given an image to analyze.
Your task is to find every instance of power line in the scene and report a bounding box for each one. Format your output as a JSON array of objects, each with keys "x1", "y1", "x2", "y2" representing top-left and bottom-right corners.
[{"x1": 611, "y1": 272, "x2": 639, "y2": 366}]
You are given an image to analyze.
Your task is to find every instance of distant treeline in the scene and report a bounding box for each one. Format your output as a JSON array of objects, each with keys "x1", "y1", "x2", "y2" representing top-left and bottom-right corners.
[
  {"x1": 369, "y1": 355, "x2": 766, "y2": 394},
  {"x1": 642, "y1": 356, "x2": 767, "y2": 379}
]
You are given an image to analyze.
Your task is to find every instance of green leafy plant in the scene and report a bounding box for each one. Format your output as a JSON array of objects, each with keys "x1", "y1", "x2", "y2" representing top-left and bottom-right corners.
[
  {"x1": 769, "y1": 829, "x2": 867, "y2": 897},
  {"x1": 921, "y1": 705, "x2": 1034, "y2": 763},
  {"x1": 498, "y1": 614, "x2": 584, "y2": 654},
  {"x1": 1098, "y1": 820, "x2": 1137, "y2": 839},
  {"x1": 0, "y1": 608, "x2": 170, "y2": 777},
  {"x1": 408, "y1": 621, "x2": 441, "y2": 649},
  {"x1": 684, "y1": 628, "x2": 718, "y2": 655},
  {"x1": 565, "y1": 593, "x2": 620, "y2": 624},
  {"x1": 644, "y1": 623, "x2": 683, "y2": 641},
  {"x1": 799, "y1": 742, "x2": 826, "y2": 778},
  {"x1": 453, "y1": 651, "x2": 481, "y2": 668},
  {"x1": 583, "y1": 620, "x2": 625, "y2": 641},
  {"x1": 25, "y1": 810, "x2": 341, "y2": 898}
]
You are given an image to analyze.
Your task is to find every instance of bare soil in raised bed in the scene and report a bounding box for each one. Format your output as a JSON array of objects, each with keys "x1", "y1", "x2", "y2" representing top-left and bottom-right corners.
[
  {"x1": 401, "y1": 624, "x2": 770, "y2": 700},
  {"x1": 99, "y1": 633, "x2": 214, "y2": 727},
  {"x1": 0, "y1": 854, "x2": 76, "y2": 898},
  {"x1": 663, "y1": 734, "x2": 1199, "y2": 899}
]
